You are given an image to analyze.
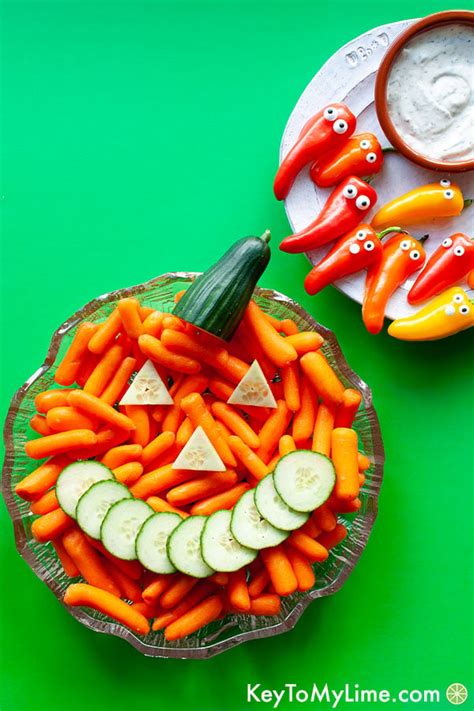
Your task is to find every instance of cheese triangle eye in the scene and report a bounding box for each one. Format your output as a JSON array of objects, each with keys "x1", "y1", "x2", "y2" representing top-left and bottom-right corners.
[
  {"x1": 227, "y1": 360, "x2": 277, "y2": 408},
  {"x1": 119, "y1": 359, "x2": 173, "y2": 405},
  {"x1": 172, "y1": 426, "x2": 226, "y2": 471}
]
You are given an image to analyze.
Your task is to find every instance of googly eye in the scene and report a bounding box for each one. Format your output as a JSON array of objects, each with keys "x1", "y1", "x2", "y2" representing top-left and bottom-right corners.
[
  {"x1": 364, "y1": 240, "x2": 375, "y2": 251},
  {"x1": 349, "y1": 244, "x2": 360, "y2": 255},
  {"x1": 459, "y1": 305, "x2": 470, "y2": 315},
  {"x1": 444, "y1": 189, "x2": 455, "y2": 200},
  {"x1": 440, "y1": 179, "x2": 451, "y2": 187},
  {"x1": 400, "y1": 240, "x2": 411, "y2": 251},
  {"x1": 323, "y1": 106, "x2": 338, "y2": 121},
  {"x1": 442, "y1": 237, "x2": 453, "y2": 248},
  {"x1": 366, "y1": 152, "x2": 377, "y2": 163},
  {"x1": 453, "y1": 293, "x2": 463, "y2": 303},
  {"x1": 360, "y1": 139, "x2": 370, "y2": 150},
  {"x1": 356, "y1": 230, "x2": 367, "y2": 240},
  {"x1": 409, "y1": 249, "x2": 421, "y2": 261},
  {"x1": 333, "y1": 119, "x2": 348, "y2": 135},
  {"x1": 454, "y1": 245, "x2": 465, "y2": 257},
  {"x1": 356, "y1": 195, "x2": 371, "y2": 210},
  {"x1": 343, "y1": 184, "x2": 358, "y2": 199}
]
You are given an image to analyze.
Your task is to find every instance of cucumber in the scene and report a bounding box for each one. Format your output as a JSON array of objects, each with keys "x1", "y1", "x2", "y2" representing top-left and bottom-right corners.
[
  {"x1": 76, "y1": 480, "x2": 131, "y2": 539},
  {"x1": 273, "y1": 451, "x2": 336, "y2": 513},
  {"x1": 135, "y1": 512, "x2": 182, "y2": 574},
  {"x1": 56, "y1": 461, "x2": 114, "y2": 519},
  {"x1": 230, "y1": 489, "x2": 288, "y2": 550},
  {"x1": 173, "y1": 232, "x2": 271, "y2": 341},
  {"x1": 201, "y1": 510, "x2": 257, "y2": 572},
  {"x1": 254, "y1": 474, "x2": 309, "y2": 531},
  {"x1": 167, "y1": 516, "x2": 214, "y2": 578},
  {"x1": 100, "y1": 499, "x2": 154, "y2": 560}
]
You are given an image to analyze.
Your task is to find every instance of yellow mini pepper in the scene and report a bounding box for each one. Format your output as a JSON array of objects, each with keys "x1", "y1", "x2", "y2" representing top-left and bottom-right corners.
[{"x1": 388, "y1": 287, "x2": 474, "y2": 341}]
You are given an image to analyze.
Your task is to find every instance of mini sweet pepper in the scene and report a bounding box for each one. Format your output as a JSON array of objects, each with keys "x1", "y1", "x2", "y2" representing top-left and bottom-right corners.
[
  {"x1": 388, "y1": 287, "x2": 474, "y2": 341},
  {"x1": 310, "y1": 132, "x2": 383, "y2": 188}
]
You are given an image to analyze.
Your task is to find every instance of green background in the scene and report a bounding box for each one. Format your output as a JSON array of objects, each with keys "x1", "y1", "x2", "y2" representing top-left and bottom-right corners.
[{"x1": 1, "y1": 1, "x2": 473, "y2": 709}]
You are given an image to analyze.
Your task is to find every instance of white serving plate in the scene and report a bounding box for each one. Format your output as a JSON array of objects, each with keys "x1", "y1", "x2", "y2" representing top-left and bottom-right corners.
[{"x1": 280, "y1": 19, "x2": 474, "y2": 321}]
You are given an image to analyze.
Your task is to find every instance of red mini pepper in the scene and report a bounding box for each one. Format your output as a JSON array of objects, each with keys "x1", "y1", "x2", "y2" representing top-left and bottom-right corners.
[
  {"x1": 362, "y1": 232, "x2": 427, "y2": 334},
  {"x1": 303, "y1": 224, "x2": 400, "y2": 295},
  {"x1": 408, "y1": 233, "x2": 474, "y2": 305},
  {"x1": 274, "y1": 103, "x2": 356, "y2": 200},
  {"x1": 280, "y1": 176, "x2": 377, "y2": 254},
  {"x1": 309, "y1": 132, "x2": 383, "y2": 188}
]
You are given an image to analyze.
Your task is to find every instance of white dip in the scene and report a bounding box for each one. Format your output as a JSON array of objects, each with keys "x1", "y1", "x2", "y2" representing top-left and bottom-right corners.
[{"x1": 386, "y1": 23, "x2": 474, "y2": 162}]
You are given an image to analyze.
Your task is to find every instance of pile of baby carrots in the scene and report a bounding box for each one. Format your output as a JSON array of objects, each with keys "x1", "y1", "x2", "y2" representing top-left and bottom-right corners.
[{"x1": 17, "y1": 292, "x2": 370, "y2": 641}]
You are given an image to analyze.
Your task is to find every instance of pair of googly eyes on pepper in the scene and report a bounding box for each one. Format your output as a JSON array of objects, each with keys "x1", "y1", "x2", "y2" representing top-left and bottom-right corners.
[
  {"x1": 349, "y1": 241, "x2": 375, "y2": 254},
  {"x1": 342, "y1": 184, "x2": 371, "y2": 210},
  {"x1": 438, "y1": 179, "x2": 455, "y2": 199},
  {"x1": 359, "y1": 139, "x2": 377, "y2": 163},
  {"x1": 323, "y1": 107, "x2": 348, "y2": 134},
  {"x1": 400, "y1": 240, "x2": 421, "y2": 260},
  {"x1": 447, "y1": 294, "x2": 470, "y2": 315},
  {"x1": 442, "y1": 238, "x2": 465, "y2": 256}
]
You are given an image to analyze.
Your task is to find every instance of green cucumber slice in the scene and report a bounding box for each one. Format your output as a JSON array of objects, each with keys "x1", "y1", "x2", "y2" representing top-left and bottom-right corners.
[
  {"x1": 56, "y1": 461, "x2": 114, "y2": 519},
  {"x1": 201, "y1": 510, "x2": 257, "y2": 572},
  {"x1": 135, "y1": 512, "x2": 182, "y2": 574},
  {"x1": 254, "y1": 474, "x2": 309, "y2": 531},
  {"x1": 76, "y1": 480, "x2": 131, "y2": 539},
  {"x1": 230, "y1": 489, "x2": 288, "y2": 550},
  {"x1": 273, "y1": 451, "x2": 336, "y2": 512},
  {"x1": 100, "y1": 499, "x2": 154, "y2": 560},
  {"x1": 167, "y1": 516, "x2": 214, "y2": 578}
]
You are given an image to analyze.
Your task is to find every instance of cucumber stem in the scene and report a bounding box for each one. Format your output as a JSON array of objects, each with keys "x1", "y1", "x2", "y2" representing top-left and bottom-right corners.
[{"x1": 260, "y1": 229, "x2": 271, "y2": 243}]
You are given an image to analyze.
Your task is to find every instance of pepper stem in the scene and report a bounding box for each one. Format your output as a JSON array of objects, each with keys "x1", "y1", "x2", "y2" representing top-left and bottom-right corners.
[
  {"x1": 382, "y1": 146, "x2": 398, "y2": 154},
  {"x1": 260, "y1": 229, "x2": 271, "y2": 243},
  {"x1": 418, "y1": 234, "x2": 429, "y2": 245},
  {"x1": 377, "y1": 226, "x2": 405, "y2": 239},
  {"x1": 463, "y1": 199, "x2": 473, "y2": 210}
]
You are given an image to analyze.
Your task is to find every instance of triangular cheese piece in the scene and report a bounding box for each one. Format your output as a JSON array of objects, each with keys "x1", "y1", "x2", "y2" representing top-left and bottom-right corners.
[
  {"x1": 227, "y1": 360, "x2": 277, "y2": 408},
  {"x1": 172, "y1": 426, "x2": 226, "y2": 471},
  {"x1": 119, "y1": 359, "x2": 173, "y2": 405}
]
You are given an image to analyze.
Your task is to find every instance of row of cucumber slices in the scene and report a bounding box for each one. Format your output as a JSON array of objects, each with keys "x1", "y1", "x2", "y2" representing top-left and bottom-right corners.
[{"x1": 55, "y1": 451, "x2": 336, "y2": 578}]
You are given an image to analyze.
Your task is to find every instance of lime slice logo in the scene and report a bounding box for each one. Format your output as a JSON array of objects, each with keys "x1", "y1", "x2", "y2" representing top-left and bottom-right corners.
[{"x1": 446, "y1": 683, "x2": 468, "y2": 705}]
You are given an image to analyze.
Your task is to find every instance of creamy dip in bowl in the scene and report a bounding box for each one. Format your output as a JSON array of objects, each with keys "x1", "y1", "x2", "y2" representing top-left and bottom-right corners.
[{"x1": 375, "y1": 12, "x2": 474, "y2": 172}]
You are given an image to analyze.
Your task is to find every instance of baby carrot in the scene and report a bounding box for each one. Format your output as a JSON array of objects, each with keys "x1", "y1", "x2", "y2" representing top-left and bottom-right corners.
[
  {"x1": 62, "y1": 529, "x2": 120, "y2": 596},
  {"x1": 101, "y1": 443, "x2": 143, "y2": 469},
  {"x1": 331, "y1": 427, "x2": 359, "y2": 501},
  {"x1": 208, "y1": 377, "x2": 268, "y2": 423},
  {"x1": 106, "y1": 563, "x2": 142, "y2": 602},
  {"x1": 162, "y1": 374, "x2": 209, "y2": 433},
  {"x1": 281, "y1": 362, "x2": 301, "y2": 412},
  {"x1": 146, "y1": 496, "x2": 189, "y2": 518},
  {"x1": 161, "y1": 329, "x2": 229, "y2": 370},
  {"x1": 142, "y1": 574, "x2": 174, "y2": 605},
  {"x1": 248, "y1": 568, "x2": 270, "y2": 598},
  {"x1": 216, "y1": 354, "x2": 250, "y2": 384},
  {"x1": 313, "y1": 503, "x2": 337, "y2": 532},
  {"x1": 180, "y1": 393, "x2": 237, "y2": 468},
  {"x1": 312, "y1": 402, "x2": 336, "y2": 456},
  {"x1": 285, "y1": 331, "x2": 324, "y2": 355},
  {"x1": 112, "y1": 461, "x2": 144, "y2": 485},
  {"x1": 174, "y1": 289, "x2": 187, "y2": 303},
  {"x1": 176, "y1": 417, "x2": 194, "y2": 448},
  {"x1": 335, "y1": 388, "x2": 362, "y2": 428},
  {"x1": 152, "y1": 581, "x2": 214, "y2": 631},
  {"x1": 85, "y1": 537, "x2": 143, "y2": 580},
  {"x1": 141, "y1": 311, "x2": 163, "y2": 337},
  {"x1": 300, "y1": 517, "x2": 321, "y2": 539},
  {"x1": 162, "y1": 315, "x2": 185, "y2": 331},
  {"x1": 260, "y1": 546, "x2": 298, "y2": 597},
  {"x1": 287, "y1": 531, "x2": 329, "y2": 563},
  {"x1": 359, "y1": 472, "x2": 366, "y2": 487},
  {"x1": 29, "y1": 414, "x2": 53, "y2": 436},
  {"x1": 330, "y1": 497, "x2": 361, "y2": 514},
  {"x1": 244, "y1": 301, "x2": 298, "y2": 368},
  {"x1": 88, "y1": 309, "x2": 122, "y2": 355},
  {"x1": 64, "y1": 583, "x2": 150, "y2": 635},
  {"x1": 228, "y1": 436, "x2": 269, "y2": 481},
  {"x1": 227, "y1": 569, "x2": 251, "y2": 612},
  {"x1": 84, "y1": 344, "x2": 124, "y2": 397},
  {"x1": 55, "y1": 322, "x2": 98, "y2": 386},
  {"x1": 317, "y1": 524, "x2": 348, "y2": 550},
  {"x1": 280, "y1": 319, "x2": 299, "y2": 336},
  {"x1": 68, "y1": 427, "x2": 129, "y2": 460},
  {"x1": 31, "y1": 509, "x2": 74, "y2": 542},
  {"x1": 25, "y1": 429, "x2": 97, "y2": 460},
  {"x1": 139, "y1": 305, "x2": 155, "y2": 320},
  {"x1": 292, "y1": 379, "x2": 317, "y2": 445},
  {"x1": 278, "y1": 434, "x2": 296, "y2": 457},
  {"x1": 285, "y1": 546, "x2": 315, "y2": 592},
  {"x1": 256, "y1": 400, "x2": 292, "y2": 463},
  {"x1": 209, "y1": 572, "x2": 229, "y2": 586},
  {"x1": 164, "y1": 595, "x2": 223, "y2": 641},
  {"x1": 358, "y1": 452, "x2": 371, "y2": 471},
  {"x1": 30, "y1": 489, "x2": 58, "y2": 515},
  {"x1": 67, "y1": 390, "x2": 135, "y2": 431},
  {"x1": 123, "y1": 405, "x2": 150, "y2": 447},
  {"x1": 130, "y1": 464, "x2": 198, "y2": 499},
  {"x1": 53, "y1": 538, "x2": 80, "y2": 577},
  {"x1": 190, "y1": 482, "x2": 250, "y2": 516},
  {"x1": 46, "y1": 406, "x2": 97, "y2": 433},
  {"x1": 15, "y1": 455, "x2": 69, "y2": 501},
  {"x1": 211, "y1": 402, "x2": 260, "y2": 449},
  {"x1": 131, "y1": 601, "x2": 160, "y2": 619},
  {"x1": 141, "y1": 431, "x2": 175, "y2": 468},
  {"x1": 138, "y1": 335, "x2": 201, "y2": 375},
  {"x1": 160, "y1": 575, "x2": 198, "y2": 610},
  {"x1": 117, "y1": 298, "x2": 143, "y2": 339},
  {"x1": 75, "y1": 352, "x2": 100, "y2": 388},
  {"x1": 35, "y1": 389, "x2": 71, "y2": 413},
  {"x1": 167, "y1": 470, "x2": 238, "y2": 507},
  {"x1": 300, "y1": 352, "x2": 345, "y2": 406},
  {"x1": 236, "y1": 320, "x2": 277, "y2": 381},
  {"x1": 249, "y1": 594, "x2": 281, "y2": 616}
]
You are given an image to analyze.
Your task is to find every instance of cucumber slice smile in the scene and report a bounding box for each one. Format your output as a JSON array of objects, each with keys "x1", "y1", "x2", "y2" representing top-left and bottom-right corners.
[
  {"x1": 201, "y1": 510, "x2": 257, "y2": 572},
  {"x1": 230, "y1": 490, "x2": 288, "y2": 550},
  {"x1": 254, "y1": 474, "x2": 309, "y2": 531},
  {"x1": 76, "y1": 480, "x2": 131, "y2": 539},
  {"x1": 135, "y1": 512, "x2": 182, "y2": 574},
  {"x1": 273, "y1": 451, "x2": 336, "y2": 513},
  {"x1": 100, "y1": 499, "x2": 154, "y2": 560},
  {"x1": 167, "y1": 516, "x2": 214, "y2": 578},
  {"x1": 56, "y1": 461, "x2": 114, "y2": 519}
]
